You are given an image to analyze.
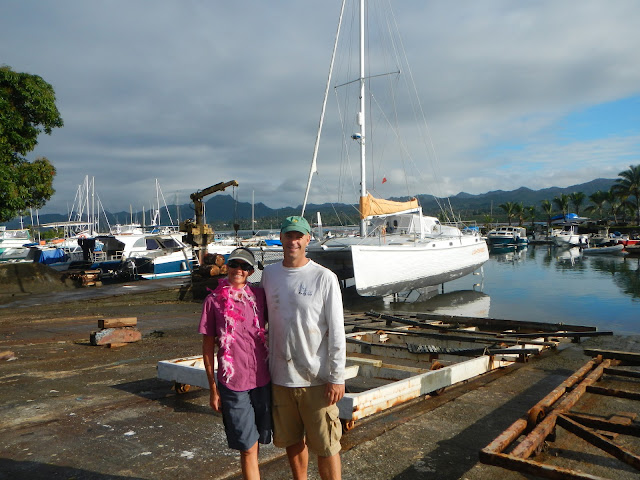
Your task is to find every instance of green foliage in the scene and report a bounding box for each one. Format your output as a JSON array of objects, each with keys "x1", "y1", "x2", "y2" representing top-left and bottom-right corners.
[
  {"x1": 498, "y1": 201, "x2": 516, "y2": 225},
  {"x1": 0, "y1": 65, "x2": 63, "y2": 222},
  {"x1": 613, "y1": 164, "x2": 640, "y2": 225},
  {"x1": 569, "y1": 191, "x2": 586, "y2": 216}
]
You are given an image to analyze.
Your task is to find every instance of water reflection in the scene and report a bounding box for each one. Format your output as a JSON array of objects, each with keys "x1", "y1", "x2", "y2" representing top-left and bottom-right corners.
[
  {"x1": 489, "y1": 245, "x2": 528, "y2": 263},
  {"x1": 590, "y1": 255, "x2": 640, "y2": 300},
  {"x1": 343, "y1": 286, "x2": 491, "y2": 318},
  {"x1": 553, "y1": 246, "x2": 584, "y2": 268},
  {"x1": 343, "y1": 244, "x2": 639, "y2": 334}
]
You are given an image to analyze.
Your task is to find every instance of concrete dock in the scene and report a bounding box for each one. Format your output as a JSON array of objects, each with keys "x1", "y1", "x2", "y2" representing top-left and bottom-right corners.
[{"x1": 1, "y1": 278, "x2": 639, "y2": 479}]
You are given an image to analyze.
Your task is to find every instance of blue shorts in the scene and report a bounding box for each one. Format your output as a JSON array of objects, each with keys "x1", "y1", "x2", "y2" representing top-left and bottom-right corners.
[{"x1": 218, "y1": 382, "x2": 272, "y2": 451}]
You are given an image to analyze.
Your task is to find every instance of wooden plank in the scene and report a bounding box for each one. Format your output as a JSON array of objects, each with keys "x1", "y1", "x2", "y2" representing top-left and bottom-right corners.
[
  {"x1": 0, "y1": 351, "x2": 16, "y2": 361},
  {"x1": 99, "y1": 317, "x2": 137, "y2": 328},
  {"x1": 90, "y1": 327, "x2": 141, "y2": 345}
]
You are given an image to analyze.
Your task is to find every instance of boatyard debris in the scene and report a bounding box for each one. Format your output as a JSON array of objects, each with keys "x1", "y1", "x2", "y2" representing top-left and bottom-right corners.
[
  {"x1": 90, "y1": 317, "x2": 141, "y2": 346},
  {"x1": 480, "y1": 351, "x2": 640, "y2": 479}
]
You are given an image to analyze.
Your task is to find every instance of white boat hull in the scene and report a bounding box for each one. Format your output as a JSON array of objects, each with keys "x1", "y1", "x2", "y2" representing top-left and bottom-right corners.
[
  {"x1": 552, "y1": 233, "x2": 588, "y2": 247},
  {"x1": 350, "y1": 237, "x2": 488, "y2": 296}
]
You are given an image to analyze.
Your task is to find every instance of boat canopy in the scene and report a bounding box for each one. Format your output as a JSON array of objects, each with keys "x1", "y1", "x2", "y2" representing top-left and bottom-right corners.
[{"x1": 359, "y1": 193, "x2": 420, "y2": 219}]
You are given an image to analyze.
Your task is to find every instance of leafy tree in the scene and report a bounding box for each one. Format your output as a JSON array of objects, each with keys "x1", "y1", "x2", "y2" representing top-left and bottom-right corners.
[
  {"x1": 552, "y1": 194, "x2": 570, "y2": 220},
  {"x1": 482, "y1": 214, "x2": 493, "y2": 231},
  {"x1": 606, "y1": 191, "x2": 621, "y2": 225},
  {"x1": 585, "y1": 190, "x2": 609, "y2": 223},
  {"x1": 612, "y1": 164, "x2": 640, "y2": 225},
  {"x1": 513, "y1": 202, "x2": 525, "y2": 226},
  {"x1": 540, "y1": 199, "x2": 553, "y2": 236},
  {"x1": 569, "y1": 192, "x2": 586, "y2": 217},
  {"x1": 0, "y1": 65, "x2": 63, "y2": 222},
  {"x1": 498, "y1": 201, "x2": 516, "y2": 226},
  {"x1": 526, "y1": 205, "x2": 536, "y2": 230}
]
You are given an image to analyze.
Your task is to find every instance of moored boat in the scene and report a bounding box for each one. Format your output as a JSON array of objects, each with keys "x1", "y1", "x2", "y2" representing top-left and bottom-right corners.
[
  {"x1": 550, "y1": 224, "x2": 589, "y2": 247},
  {"x1": 301, "y1": 0, "x2": 488, "y2": 296},
  {"x1": 486, "y1": 226, "x2": 528, "y2": 247},
  {"x1": 625, "y1": 244, "x2": 640, "y2": 256},
  {"x1": 0, "y1": 226, "x2": 32, "y2": 261},
  {"x1": 581, "y1": 243, "x2": 626, "y2": 256}
]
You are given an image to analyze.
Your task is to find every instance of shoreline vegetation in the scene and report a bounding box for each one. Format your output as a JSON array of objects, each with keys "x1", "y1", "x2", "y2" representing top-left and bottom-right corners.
[{"x1": 3, "y1": 166, "x2": 639, "y2": 236}]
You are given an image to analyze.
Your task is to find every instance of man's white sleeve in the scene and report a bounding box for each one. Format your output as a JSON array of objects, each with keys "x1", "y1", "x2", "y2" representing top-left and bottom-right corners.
[{"x1": 325, "y1": 273, "x2": 346, "y2": 384}]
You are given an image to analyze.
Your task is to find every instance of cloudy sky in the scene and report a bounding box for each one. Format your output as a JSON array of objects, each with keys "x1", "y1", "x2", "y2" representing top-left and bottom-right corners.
[{"x1": 2, "y1": 0, "x2": 639, "y2": 217}]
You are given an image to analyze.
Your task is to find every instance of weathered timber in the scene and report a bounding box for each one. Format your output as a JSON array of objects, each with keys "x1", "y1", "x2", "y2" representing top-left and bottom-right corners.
[
  {"x1": 98, "y1": 317, "x2": 138, "y2": 329},
  {"x1": 0, "y1": 351, "x2": 16, "y2": 361},
  {"x1": 90, "y1": 327, "x2": 141, "y2": 346},
  {"x1": 480, "y1": 356, "x2": 640, "y2": 479}
]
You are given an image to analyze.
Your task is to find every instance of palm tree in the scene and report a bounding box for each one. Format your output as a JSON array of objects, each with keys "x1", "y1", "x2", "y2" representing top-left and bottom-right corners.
[
  {"x1": 553, "y1": 194, "x2": 570, "y2": 220},
  {"x1": 514, "y1": 203, "x2": 525, "y2": 226},
  {"x1": 541, "y1": 199, "x2": 553, "y2": 237},
  {"x1": 498, "y1": 201, "x2": 516, "y2": 226},
  {"x1": 569, "y1": 192, "x2": 586, "y2": 217},
  {"x1": 482, "y1": 214, "x2": 493, "y2": 231},
  {"x1": 526, "y1": 206, "x2": 537, "y2": 230},
  {"x1": 606, "y1": 191, "x2": 622, "y2": 225},
  {"x1": 612, "y1": 164, "x2": 640, "y2": 225},
  {"x1": 585, "y1": 190, "x2": 609, "y2": 223}
]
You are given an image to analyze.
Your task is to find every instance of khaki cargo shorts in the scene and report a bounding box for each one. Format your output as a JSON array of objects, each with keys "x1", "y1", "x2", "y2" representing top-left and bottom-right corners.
[{"x1": 271, "y1": 384, "x2": 342, "y2": 457}]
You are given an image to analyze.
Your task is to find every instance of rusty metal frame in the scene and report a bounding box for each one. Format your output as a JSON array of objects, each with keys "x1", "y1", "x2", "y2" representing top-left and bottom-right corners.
[{"x1": 480, "y1": 355, "x2": 640, "y2": 479}]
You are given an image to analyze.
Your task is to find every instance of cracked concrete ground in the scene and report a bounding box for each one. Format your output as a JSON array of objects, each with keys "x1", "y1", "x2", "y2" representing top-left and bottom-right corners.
[{"x1": 1, "y1": 273, "x2": 639, "y2": 479}]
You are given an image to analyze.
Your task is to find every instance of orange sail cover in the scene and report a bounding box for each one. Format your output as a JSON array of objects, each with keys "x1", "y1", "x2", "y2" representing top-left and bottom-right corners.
[{"x1": 359, "y1": 193, "x2": 419, "y2": 219}]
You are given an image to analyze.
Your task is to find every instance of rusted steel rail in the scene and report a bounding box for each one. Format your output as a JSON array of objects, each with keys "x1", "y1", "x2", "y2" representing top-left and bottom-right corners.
[
  {"x1": 346, "y1": 336, "x2": 541, "y2": 357},
  {"x1": 413, "y1": 311, "x2": 599, "y2": 333},
  {"x1": 365, "y1": 311, "x2": 612, "y2": 343},
  {"x1": 352, "y1": 324, "x2": 556, "y2": 347},
  {"x1": 480, "y1": 354, "x2": 640, "y2": 479}
]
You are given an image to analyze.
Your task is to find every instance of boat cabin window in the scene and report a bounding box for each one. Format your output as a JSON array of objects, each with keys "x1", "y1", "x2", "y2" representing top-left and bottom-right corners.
[
  {"x1": 159, "y1": 238, "x2": 181, "y2": 249},
  {"x1": 145, "y1": 238, "x2": 161, "y2": 250}
]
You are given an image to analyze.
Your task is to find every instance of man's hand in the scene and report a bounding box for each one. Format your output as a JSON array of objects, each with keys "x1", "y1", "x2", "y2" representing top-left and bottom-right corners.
[{"x1": 325, "y1": 382, "x2": 345, "y2": 406}]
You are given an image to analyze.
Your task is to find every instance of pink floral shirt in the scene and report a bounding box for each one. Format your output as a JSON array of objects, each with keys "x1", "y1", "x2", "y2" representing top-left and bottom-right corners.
[{"x1": 198, "y1": 279, "x2": 270, "y2": 391}]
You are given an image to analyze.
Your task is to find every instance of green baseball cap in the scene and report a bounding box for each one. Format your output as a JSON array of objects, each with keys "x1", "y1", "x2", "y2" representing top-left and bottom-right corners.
[{"x1": 281, "y1": 216, "x2": 311, "y2": 235}]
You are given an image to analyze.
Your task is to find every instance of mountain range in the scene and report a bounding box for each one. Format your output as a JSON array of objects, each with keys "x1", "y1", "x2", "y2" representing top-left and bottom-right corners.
[{"x1": 2, "y1": 178, "x2": 616, "y2": 230}]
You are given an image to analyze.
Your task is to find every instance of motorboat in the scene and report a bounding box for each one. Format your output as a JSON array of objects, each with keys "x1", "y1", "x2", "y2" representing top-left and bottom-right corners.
[
  {"x1": 550, "y1": 224, "x2": 589, "y2": 247},
  {"x1": 486, "y1": 226, "x2": 528, "y2": 247},
  {"x1": 0, "y1": 226, "x2": 32, "y2": 261},
  {"x1": 93, "y1": 233, "x2": 196, "y2": 279}
]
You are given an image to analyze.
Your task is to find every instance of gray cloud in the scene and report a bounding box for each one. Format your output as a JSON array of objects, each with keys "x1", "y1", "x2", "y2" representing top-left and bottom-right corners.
[{"x1": 2, "y1": 0, "x2": 639, "y2": 217}]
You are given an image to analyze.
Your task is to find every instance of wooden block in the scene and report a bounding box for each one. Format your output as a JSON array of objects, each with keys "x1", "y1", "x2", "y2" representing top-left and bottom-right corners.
[
  {"x1": 108, "y1": 342, "x2": 129, "y2": 349},
  {"x1": 98, "y1": 317, "x2": 138, "y2": 328},
  {"x1": 0, "y1": 351, "x2": 16, "y2": 361},
  {"x1": 91, "y1": 327, "x2": 141, "y2": 346}
]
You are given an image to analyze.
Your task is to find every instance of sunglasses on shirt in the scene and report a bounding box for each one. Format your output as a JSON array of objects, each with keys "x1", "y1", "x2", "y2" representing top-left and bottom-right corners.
[{"x1": 227, "y1": 260, "x2": 253, "y2": 271}]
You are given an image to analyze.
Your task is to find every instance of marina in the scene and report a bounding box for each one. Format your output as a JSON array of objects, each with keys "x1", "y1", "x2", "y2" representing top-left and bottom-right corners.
[{"x1": 2, "y1": 0, "x2": 640, "y2": 478}]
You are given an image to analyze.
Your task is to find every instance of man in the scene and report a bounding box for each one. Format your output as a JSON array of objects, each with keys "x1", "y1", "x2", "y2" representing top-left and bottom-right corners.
[{"x1": 262, "y1": 215, "x2": 346, "y2": 480}]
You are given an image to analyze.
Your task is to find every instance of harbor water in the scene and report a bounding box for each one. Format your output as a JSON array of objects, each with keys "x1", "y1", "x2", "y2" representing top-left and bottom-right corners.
[{"x1": 346, "y1": 244, "x2": 640, "y2": 335}]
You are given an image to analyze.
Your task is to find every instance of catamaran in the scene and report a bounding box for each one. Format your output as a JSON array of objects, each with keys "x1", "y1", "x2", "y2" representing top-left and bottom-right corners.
[{"x1": 302, "y1": 0, "x2": 488, "y2": 296}]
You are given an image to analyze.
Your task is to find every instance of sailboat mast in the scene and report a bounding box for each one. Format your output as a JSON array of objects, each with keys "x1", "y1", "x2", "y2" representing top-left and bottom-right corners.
[{"x1": 358, "y1": 0, "x2": 367, "y2": 237}]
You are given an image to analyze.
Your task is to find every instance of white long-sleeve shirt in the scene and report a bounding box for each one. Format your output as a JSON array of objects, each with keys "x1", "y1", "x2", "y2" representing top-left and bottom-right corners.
[{"x1": 262, "y1": 260, "x2": 345, "y2": 387}]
